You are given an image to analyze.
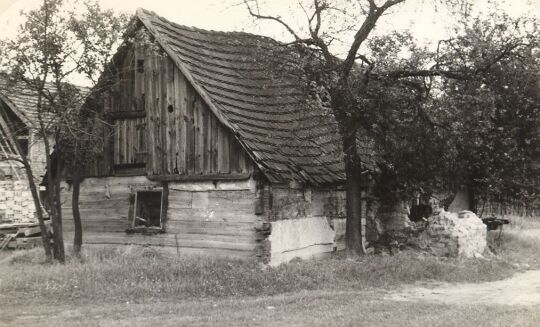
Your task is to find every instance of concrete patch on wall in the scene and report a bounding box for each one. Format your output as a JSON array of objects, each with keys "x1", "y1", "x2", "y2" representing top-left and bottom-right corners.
[{"x1": 267, "y1": 217, "x2": 336, "y2": 266}]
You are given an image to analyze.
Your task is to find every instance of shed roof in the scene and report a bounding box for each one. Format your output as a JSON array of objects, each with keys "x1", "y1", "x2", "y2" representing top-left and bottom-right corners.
[
  {"x1": 136, "y1": 8, "x2": 352, "y2": 185},
  {"x1": 0, "y1": 76, "x2": 90, "y2": 134}
]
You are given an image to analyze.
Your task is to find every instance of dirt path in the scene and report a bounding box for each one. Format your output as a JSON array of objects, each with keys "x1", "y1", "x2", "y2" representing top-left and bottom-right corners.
[
  {"x1": 388, "y1": 269, "x2": 540, "y2": 306},
  {"x1": 388, "y1": 228, "x2": 540, "y2": 307}
]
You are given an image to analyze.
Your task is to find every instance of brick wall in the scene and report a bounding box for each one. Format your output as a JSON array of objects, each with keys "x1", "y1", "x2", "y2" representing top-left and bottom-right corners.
[
  {"x1": 0, "y1": 135, "x2": 48, "y2": 225},
  {"x1": 0, "y1": 179, "x2": 36, "y2": 224}
]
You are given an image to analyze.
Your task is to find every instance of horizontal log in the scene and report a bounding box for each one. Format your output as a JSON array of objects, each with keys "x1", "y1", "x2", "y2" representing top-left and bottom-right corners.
[
  {"x1": 80, "y1": 232, "x2": 256, "y2": 251},
  {"x1": 148, "y1": 173, "x2": 251, "y2": 182},
  {"x1": 78, "y1": 243, "x2": 255, "y2": 259},
  {"x1": 167, "y1": 220, "x2": 256, "y2": 233},
  {"x1": 167, "y1": 209, "x2": 259, "y2": 223},
  {"x1": 64, "y1": 199, "x2": 128, "y2": 210}
]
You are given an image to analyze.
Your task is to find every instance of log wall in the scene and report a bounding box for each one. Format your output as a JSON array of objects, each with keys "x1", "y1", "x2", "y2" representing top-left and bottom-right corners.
[{"x1": 61, "y1": 176, "x2": 263, "y2": 259}]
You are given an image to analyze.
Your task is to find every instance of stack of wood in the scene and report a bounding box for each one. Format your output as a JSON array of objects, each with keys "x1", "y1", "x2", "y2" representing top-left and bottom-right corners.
[{"x1": 0, "y1": 221, "x2": 49, "y2": 250}]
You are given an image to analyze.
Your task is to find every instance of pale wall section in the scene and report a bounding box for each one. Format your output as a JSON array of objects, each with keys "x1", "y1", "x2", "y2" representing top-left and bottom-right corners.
[
  {"x1": 264, "y1": 186, "x2": 346, "y2": 265},
  {"x1": 62, "y1": 176, "x2": 262, "y2": 259},
  {"x1": 267, "y1": 217, "x2": 336, "y2": 266}
]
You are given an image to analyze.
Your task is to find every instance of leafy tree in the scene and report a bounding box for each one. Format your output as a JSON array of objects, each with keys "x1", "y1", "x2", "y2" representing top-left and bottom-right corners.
[
  {"x1": 358, "y1": 9, "x2": 539, "y2": 211},
  {"x1": 434, "y1": 13, "x2": 540, "y2": 211},
  {"x1": 0, "y1": 0, "x2": 127, "y2": 261}
]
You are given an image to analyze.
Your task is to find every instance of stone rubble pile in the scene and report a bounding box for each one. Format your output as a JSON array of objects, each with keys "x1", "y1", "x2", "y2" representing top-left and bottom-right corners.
[{"x1": 414, "y1": 209, "x2": 487, "y2": 257}]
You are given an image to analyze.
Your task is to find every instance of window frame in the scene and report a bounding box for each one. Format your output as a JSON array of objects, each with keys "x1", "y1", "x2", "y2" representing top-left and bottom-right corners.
[{"x1": 127, "y1": 187, "x2": 165, "y2": 234}]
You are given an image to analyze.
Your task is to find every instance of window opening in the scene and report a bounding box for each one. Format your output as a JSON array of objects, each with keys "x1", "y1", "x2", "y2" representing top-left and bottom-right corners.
[
  {"x1": 133, "y1": 191, "x2": 163, "y2": 228},
  {"x1": 16, "y1": 135, "x2": 29, "y2": 157}
]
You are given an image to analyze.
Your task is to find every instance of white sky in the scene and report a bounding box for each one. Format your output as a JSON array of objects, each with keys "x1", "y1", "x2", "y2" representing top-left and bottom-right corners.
[{"x1": 0, "y1": 0, "x2": 538, "y2": 85}]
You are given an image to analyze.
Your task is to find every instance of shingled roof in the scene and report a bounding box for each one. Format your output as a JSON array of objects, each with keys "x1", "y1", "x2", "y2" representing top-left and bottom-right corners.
[
  {"x1": 136, "y1": 8, "x2": 351, "y2": 185},
  {"x1": 0, "y1": 76, "x2": 91, "y2": 139},
  {"x1": 0, "y1": 78, "x2": 42, "y2": 128}
]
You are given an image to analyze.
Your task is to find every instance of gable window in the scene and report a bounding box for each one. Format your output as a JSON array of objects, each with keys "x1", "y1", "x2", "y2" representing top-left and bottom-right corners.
[
  {"x1": 133, "y1": 190, "x2": 163, "y2": 229},
  {"x1": 16, "y1": 134, "x2": 29, "y2": 157}
]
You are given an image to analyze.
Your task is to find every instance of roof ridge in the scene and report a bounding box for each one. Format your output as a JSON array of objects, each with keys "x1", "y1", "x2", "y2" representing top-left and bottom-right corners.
[{"x1": 135, "y1": 8, "x2": 282, "y2": 45}]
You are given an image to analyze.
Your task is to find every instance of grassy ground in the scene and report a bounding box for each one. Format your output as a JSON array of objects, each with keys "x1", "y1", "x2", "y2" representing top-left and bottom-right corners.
[
  {"x1": 0, "y1": 221, "x2": 539, "y2": 326},
  {"x1": 0, "y1": 242, "x2": 532, "y2": 306},
  {"x1": 1, "y1": 290, "x2": 539, "y2": 326}
]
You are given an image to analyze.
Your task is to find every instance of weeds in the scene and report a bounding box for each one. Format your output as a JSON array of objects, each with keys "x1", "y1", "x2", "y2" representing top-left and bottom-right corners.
[{"x1": 1, "y1": 230, "x2": 538, "y2": 306}]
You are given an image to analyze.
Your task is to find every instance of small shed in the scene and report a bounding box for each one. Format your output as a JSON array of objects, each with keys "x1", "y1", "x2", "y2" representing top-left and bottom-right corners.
[
  {"x1": 61, "y1": 9, "x2": 373, "y2": 265},
  {"x1": 0, "y1": 78, "x2": 51, "y2": 225}
]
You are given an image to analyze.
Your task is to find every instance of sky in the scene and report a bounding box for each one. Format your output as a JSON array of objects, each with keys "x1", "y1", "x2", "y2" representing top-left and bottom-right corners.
[{"x1": 0, "y1": 0, "x2": 538, "y2": 85}]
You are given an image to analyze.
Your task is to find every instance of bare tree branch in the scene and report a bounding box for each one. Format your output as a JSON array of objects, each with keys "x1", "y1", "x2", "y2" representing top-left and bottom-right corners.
[
  {"x1": 387, "y1": 69, "x2": 471, "y2": 80},
  {"x1": 340, "y1": 0, "x2": 407, "y2": 77},
  {"x1": 243, "y1": 0, "x2": 303, "y2": 41}
]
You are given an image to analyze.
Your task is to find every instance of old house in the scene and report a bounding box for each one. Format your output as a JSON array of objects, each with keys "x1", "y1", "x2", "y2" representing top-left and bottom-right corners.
[
  {"x1": 59, "y1": 9, "x2": 387, "y2": 265},
  {"x1": 0, "y1": 78, "x2": 50, "y2": 225}
]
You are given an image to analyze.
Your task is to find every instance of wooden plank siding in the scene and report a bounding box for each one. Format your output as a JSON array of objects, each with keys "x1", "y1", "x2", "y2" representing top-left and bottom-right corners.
[
  {"x1": 91, "y1": 40, "x2": 253, "y2": 178},
  {"x1": 61, "y1": 176, "x2": 262, "y2": 259}
]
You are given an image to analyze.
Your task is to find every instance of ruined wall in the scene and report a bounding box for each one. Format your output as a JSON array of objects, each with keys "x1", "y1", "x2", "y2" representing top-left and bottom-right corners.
[{"x1": 412, "y1": 210, "x2": 487, "y2": 257}]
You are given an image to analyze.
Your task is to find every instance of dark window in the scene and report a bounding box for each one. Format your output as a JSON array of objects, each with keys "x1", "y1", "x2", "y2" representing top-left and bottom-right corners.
[
  {"x1": 16, "y1": 136, "x2": 29, "y2": 157},
  {"x1": 133, "y1": 191, "x2": 162, "y2": 228}
]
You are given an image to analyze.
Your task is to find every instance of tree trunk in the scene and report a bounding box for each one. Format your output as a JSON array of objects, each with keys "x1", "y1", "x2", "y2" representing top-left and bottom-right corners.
[
  {"x1": 48, "y1": 152, "x2": 65, "y2": 263},
  {"x1": 343, "y1": 132, "x2": 366, "y2": 256},
  {"x1": 330, "y1": 83, "x2": 367, "y2": 256},
  {"x1": 72, "y1": 169, "x2": 82, "y2": 256},
  {"x1": 22, "y1": 161, "x2": 53, "y2": 260}
]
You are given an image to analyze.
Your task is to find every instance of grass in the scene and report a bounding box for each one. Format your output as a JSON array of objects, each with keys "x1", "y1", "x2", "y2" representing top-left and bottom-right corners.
[
  {"x1": 1, "y1": 223, "x2": 539, "y2": 326},
  {"x1": 1, "y1": 226, "x2": 539, "y2": 306},
  {"x1": 1, "y1": 289, "x2": 539, "y2": 326}
]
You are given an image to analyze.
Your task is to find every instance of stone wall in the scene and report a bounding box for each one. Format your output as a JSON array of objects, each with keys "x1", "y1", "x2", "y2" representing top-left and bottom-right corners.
[{"x1": 266, "y1": 185, "x2": 346, "y2": 221}]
